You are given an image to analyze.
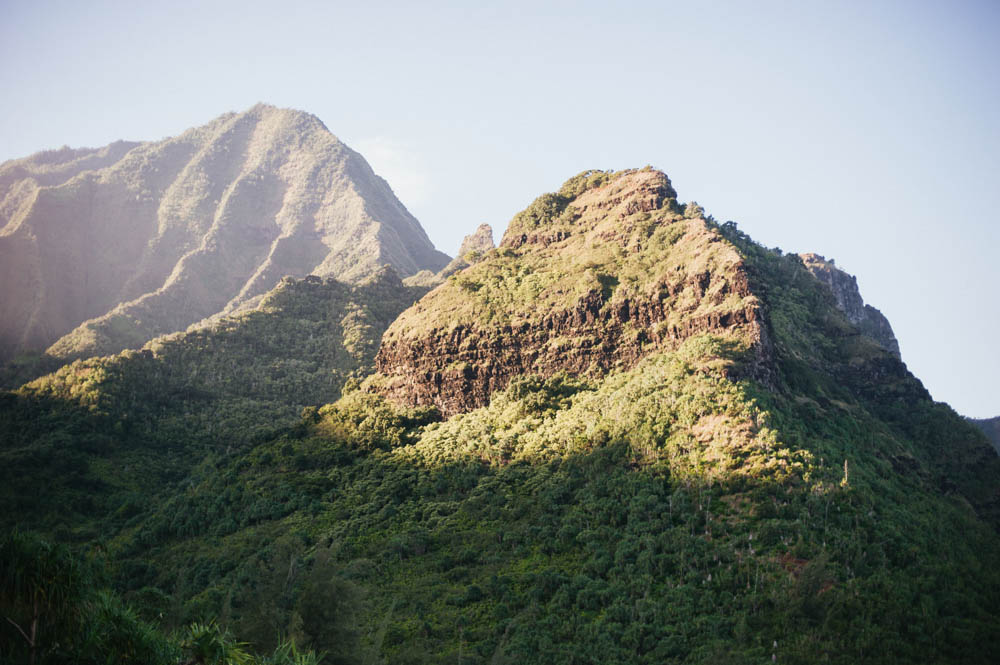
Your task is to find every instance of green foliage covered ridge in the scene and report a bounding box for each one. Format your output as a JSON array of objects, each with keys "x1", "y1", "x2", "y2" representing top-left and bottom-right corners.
[{"x1": 0, "y1": 268, "x2": 426, "y2": 535}]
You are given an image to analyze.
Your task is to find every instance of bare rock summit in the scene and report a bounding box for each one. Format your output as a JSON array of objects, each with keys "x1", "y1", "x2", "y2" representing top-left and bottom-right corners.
[{"x1": 435, "y1": 223, "x2": 496, "y2": 279}]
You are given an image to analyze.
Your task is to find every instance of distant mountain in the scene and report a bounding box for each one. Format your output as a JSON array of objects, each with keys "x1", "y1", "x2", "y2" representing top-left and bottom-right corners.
[
  {"x1": 0, "y1": 104, "x2": 449, "y2": 365},
  {"x1": 970, "y1": 416, "x2": 1000, "y2": 453},
  {"x1": 404, "y1": 222, "x2": 496, "y2": 287}
]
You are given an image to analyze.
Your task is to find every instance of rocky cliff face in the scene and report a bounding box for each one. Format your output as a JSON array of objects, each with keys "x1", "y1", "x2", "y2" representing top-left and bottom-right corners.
[
  {"x1": 798, "y1": 253, "x2": 901, "y2": 358},
  {"x1": 0, "y1": 104, "x2": 449, "y2": 363},
  {"x1": 375, "y1": 169, "x2": 767, "y2": 417}
]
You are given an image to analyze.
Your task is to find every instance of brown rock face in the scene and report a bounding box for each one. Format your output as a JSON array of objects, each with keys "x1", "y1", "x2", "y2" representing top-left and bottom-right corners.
[
  {"x1": 0, "y1": 104, "x2": 449, "y2": 363},
  {"x1": 375, "y1": 169, "x2": 767, "y2": 417},
  {"x1": 798, "y1": 253, "x2": 901, "y2": 358}
]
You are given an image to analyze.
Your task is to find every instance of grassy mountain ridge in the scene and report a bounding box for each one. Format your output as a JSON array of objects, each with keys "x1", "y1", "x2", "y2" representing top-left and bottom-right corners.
[{"x1": 3, "y1": 169, "x2": 999, "y2": 663}]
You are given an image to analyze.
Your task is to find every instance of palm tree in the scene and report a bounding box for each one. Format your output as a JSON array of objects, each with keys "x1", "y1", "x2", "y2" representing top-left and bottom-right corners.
[
  {"x1": 0, "y1": 530, "x2": 87, "y2": 665},
  {"x1": 180, "y1": 620, "x2": 253, "y2": 665}
]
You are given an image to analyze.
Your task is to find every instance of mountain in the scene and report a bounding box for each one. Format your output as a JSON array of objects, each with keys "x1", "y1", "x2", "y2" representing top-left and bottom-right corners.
[
  {"x1": 0, "y1": 104, "x2": 449, "y2": 367},
  {"x1": 971, "y1": 416, "x2": 1000, "y2": 453},
  {"x1": 3, "y1": 168, "x2": 999, "y2": 664},
  {"x1": 376, "y1": 169, "x2": 766, "y2": 417},
  {"x1": 439, "y1": 223, "x2": 496, "y2": 277}
]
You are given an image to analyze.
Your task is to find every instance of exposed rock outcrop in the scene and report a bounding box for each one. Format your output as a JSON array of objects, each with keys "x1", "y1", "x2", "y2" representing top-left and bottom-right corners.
[
  {"x1": 458, "y1": 223, "x2": 495, "y2": 258},
  {"x1": 437, "y1": 224, "x2": 496, "y2": 279},
  {"x1": 376, "y1": 169, "x2": 767, "y2": 417},
  {"x1": 798, "y1": 253, "x2": 901, "y2": 358},
  {"x1": 0, "y1": 103, "x2": 450, "y2": 363}
]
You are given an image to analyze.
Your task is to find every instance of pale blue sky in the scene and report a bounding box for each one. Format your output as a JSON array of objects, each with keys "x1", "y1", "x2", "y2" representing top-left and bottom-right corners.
[{"x1": 2, "y1": 0, "x2": 997, "y2": 417}]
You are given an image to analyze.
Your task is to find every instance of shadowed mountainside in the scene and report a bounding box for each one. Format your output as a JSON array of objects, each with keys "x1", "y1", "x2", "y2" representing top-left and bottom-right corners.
[
  {"x1": 0, "y1": 266, "x2": 427, "y2": 533},
  {"x1": 0, "y1": 103, "x2": 449, "y2": 365}
]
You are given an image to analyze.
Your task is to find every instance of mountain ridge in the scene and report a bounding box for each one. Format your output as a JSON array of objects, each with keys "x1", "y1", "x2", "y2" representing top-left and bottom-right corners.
[
  {"x1": 0, "y1": 265, "x2": 428, "y2": 534},
  {"x1": 798, "y1": 252, "x2": 900, "y2": 358},
  {"x1": 0, "y1": 103, "x2": 449, "y2": 367}
]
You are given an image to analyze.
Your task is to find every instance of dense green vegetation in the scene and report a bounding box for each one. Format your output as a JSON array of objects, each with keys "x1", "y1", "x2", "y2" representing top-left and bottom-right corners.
[
  {"x1": 0, "y1": 268, "x2": 424, "y2": 535},
  {"x1": 2, "y1": 170, "x2": 999, "y2": 663},
  {"x1": 1, "y1": 529, "x2": 175, "y2": 664},
  {"x1": 56, "y1": 332, "x2": 996, "y2": 663},
  {"x1": 1, "y1": 530, "x2": 325, "y2": 663}
]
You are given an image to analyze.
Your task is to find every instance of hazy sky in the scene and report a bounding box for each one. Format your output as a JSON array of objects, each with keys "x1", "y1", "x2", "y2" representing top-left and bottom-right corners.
[{"x1": 2, "y1": 0, "x2": 998, "y2": 417}]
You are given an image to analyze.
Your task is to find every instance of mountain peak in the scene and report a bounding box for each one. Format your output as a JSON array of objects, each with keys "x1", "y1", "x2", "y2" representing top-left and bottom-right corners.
[
  {"x1": 237, "y1": 102, "x2": 330, "y2": 132},
  {"x1": 565, "y1": 167, "x2": 676, "y2": 209},
  {"x1": 376, "y1": 167, "x2": 762, "y2": 417},
  {"x1": 501, "y1": 168, "x2": 677, "y2": 248},
  {"x1": 458, "y1": 224, "x2": 495, "y2": 259},
  {"x1": 0, "y1": 106, "x2": 449, "y2": 365}
]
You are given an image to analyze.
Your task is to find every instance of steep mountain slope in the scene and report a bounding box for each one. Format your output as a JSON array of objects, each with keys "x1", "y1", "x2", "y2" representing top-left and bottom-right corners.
[
  {"x1": 374, "y1": 168, "x2": 999, "y2": 518},
  {"x1": 3, "y1": 168, "x2": 999, "y2": 664},
  {"x1": 0, "y1": 103, "x2": 449, "y2": 365},
  {"x1": 359, "y1": 169, "x2": 998, "y2": 661}
]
